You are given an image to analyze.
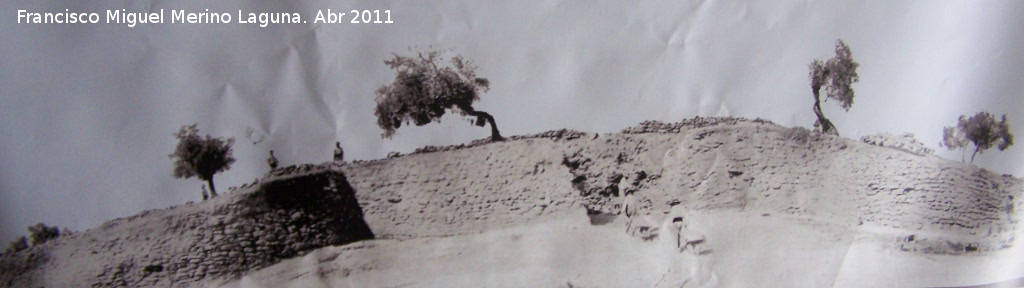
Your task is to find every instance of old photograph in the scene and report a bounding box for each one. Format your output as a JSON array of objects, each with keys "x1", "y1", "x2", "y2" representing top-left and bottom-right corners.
[{"x1": 2, "y1": 1, "x2": 1024, "y2": 287}]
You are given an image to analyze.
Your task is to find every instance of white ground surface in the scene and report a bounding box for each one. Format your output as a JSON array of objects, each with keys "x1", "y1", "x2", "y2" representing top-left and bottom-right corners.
[{"x1": 214, "y1": 208, "x2": 1024, "y2": 288}]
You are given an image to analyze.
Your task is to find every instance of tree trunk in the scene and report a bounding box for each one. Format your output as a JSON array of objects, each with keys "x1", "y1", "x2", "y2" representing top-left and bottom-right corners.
[
  {"x1": 207, "y1": 177, "x2": 218, "y2": 198},
  {"x1": 971, "y1": 147, "x2": 980, "y2": 164},
  {"x1": 812, "y1": 90, "x2": 839, "y2": 136},
  {"x1": 469, "y1": 110, "x2": 504, "y2": 141},
  {"x1": 961, "y1": 148, "x2": 966, "y2": 163}
]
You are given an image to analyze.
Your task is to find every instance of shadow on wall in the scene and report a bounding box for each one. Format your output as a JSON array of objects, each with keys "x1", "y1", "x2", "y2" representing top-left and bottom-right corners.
[{"x1": 253, "y1": 171, "x2": 376, "y2": 252}]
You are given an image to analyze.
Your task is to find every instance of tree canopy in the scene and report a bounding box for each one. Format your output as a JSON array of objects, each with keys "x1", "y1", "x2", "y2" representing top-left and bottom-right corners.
[
  {"x1": 941, "y1": 111, "x2": 1014, "y2": 163},
  {"x1": 808, "y1": 39, "x2": 859, "y2": 136},
  {"x1": 169, "y1": 124, "x2": 235, "y2": 197},
  {"x1": 373, "y1": 50, "x2": 503, "y2": 141}
]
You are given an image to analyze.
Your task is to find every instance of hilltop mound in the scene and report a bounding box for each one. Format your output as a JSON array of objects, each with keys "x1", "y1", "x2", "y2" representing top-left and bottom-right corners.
[{"x1": 2, "y1": 118, "x2": 1021, "y2": 287}]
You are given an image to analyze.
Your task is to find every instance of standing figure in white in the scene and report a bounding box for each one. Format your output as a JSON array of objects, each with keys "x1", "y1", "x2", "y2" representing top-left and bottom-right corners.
[{"x1": 621, "y1": 190, "x2": 639, "y2": 235}]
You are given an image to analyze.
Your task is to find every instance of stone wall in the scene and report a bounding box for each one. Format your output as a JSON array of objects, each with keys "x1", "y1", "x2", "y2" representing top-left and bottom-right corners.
[
  {"x1": 341, "y1": 138, "x2": 581, "y2": 239},
  {"x1": 2, "y1": 118, "x2": 1020, "y2": 288},
  {"x1": 0, "y1": 169, "x2": 372, "y2": 287},
  {"x1": 861, "y1": 132, "x2": 935, "y2": 155},
  {"x1": 563, "y1": 123, "x2": 1021, "y2": 254},
  {"x1": 337, "y1": 121, "x2": 1019, "y2": 253}
]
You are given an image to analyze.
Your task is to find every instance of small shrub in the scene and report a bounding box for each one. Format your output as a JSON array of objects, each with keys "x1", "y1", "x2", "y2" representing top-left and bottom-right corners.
[
  {"x1": 784, "y1": 126, "x2": 812, "y2": 144},
  {"x1": 27, "y1": 223, "x2": 60, "y2": 246},
  {"x1": 5, "y1": 236, "x2": 28, "y2": 255}
]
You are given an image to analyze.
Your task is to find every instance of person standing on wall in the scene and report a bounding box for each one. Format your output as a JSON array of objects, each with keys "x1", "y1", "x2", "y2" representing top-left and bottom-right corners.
[
  {"x1": 267, "y1": 150, "x2": 279, "y2": 170},
  {"x1": 334, "y1": 141, "x2": 345, "y2": 164}
]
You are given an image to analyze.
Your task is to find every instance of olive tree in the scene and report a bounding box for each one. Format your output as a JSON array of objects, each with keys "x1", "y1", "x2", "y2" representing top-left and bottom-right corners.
[
  {"x1": 941, "y1": 111, "x2": 1014, "y2": 163},
  {"x1": 808, "y1": 39, "x2": 860, "y2": 136},
  {"x1": 169, "y1": 124, "x2": 235, "y2": 198},
  {"x1": 373, "y1": 50, "x2": 503, "y2": 141}
]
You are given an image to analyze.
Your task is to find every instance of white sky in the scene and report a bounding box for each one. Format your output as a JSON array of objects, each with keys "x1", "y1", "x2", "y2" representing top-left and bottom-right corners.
[{"x1": 2, "y1": 0, "x2": 1023, "y2": 241}]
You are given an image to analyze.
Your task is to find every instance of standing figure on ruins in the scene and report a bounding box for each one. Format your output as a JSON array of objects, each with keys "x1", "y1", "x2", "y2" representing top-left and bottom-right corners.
[
  {"x1": 334, "y1": 141, "x2": 345, "y2": 164},
  {"x1": 267, "y1": 150, "x2": 279, "y2": 170}
]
